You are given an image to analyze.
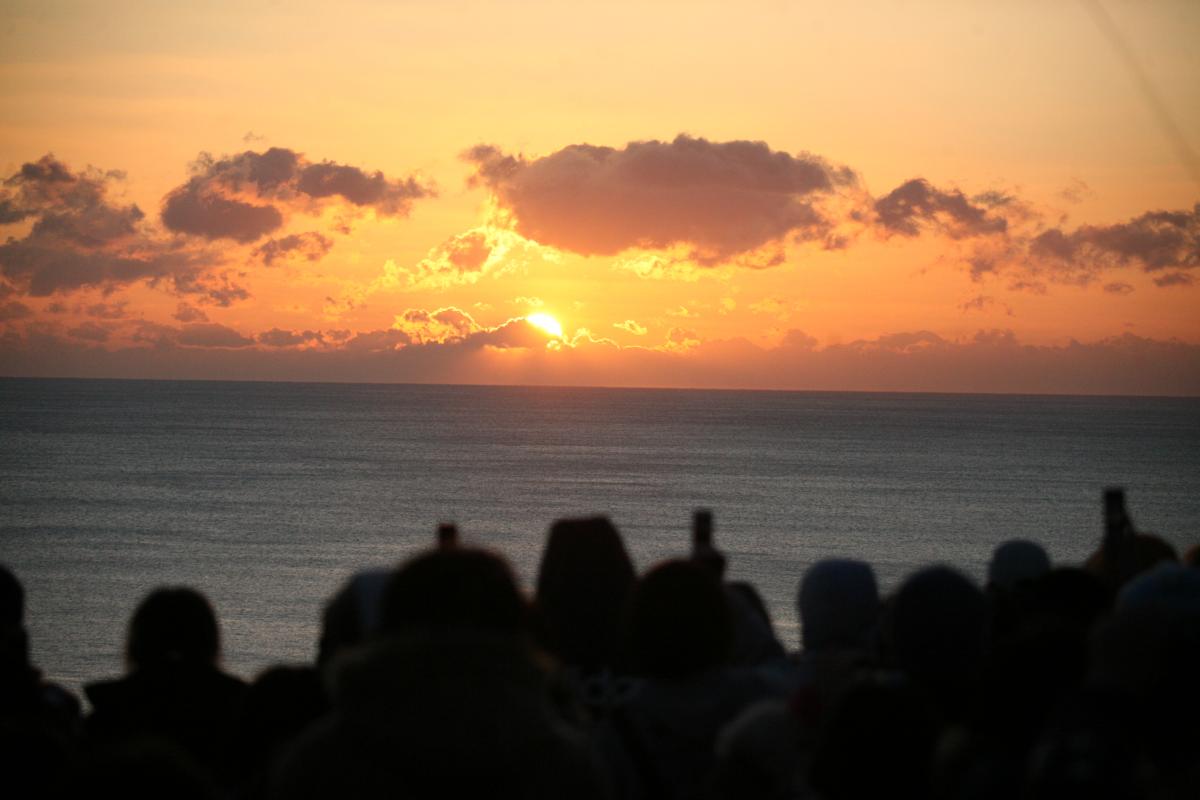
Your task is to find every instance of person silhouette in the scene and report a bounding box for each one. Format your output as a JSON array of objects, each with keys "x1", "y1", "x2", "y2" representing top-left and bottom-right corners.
[{"x1": 85, "y1": 587, "x2": 247, "y2": 787}]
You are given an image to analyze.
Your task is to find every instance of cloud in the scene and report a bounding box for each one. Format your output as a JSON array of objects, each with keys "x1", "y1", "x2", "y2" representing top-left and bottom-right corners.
[
  {"x1": 779, "y1": 329, "x2": 819, "y2": 350},
  {"x1": 460, "y1": 134, "x2": 1191, "y2": 295},
  {"x1": 464, "y1": 135, "x2": 855, "y2": 264},
  {"x1": 0, "y1": 300, "x2": 32, "y2": 321},
  {"x1": 1104, "y1": 282, "x2": 1135, "y2": 295},
  {"x1": 160, "y1": 185, "x2": 283, "y2": 243},
  {"x1": 257, "y1": 328, "x2": 325, "y2": 347},
  {"x1": 160, "y1": 147, "x2": 434, "y2": 242},
  {"x1": 612, "y1": 252, "x2": 706, "y2": 281},
  {"x1": 1028, "y1": 204, "x2": 1199, "y2": 281},
  {"x1": 955, "y1": 296, "x2": 993, "y2": 311},
  {"x1": 854, "y1": 330, "x2": 948, "y2": 354},
  {"x1": 1008, "y1": 279, "x2": 1048, "y2": 294},
  {"x1": 868, "y1": 181, "x2": 1197, "y2": 292},
  {"x1": 614, "y1": 319, "x2": 647, "y2": 336},
  {"x1": 390, "y1": 305, "x2": 563, "y2": 350},
  {"x1": 958, "y1": 294, "x2": 1013, "y2": 315},
  {"x1": 874, "y1": 178, "x2": 1008, "y2": 239},
  {"x1": 0, "y1": 154, "x2": 217, "y2": 298},
  {"x1": 176, "y1": 322, "x2": 254, "y2": 348},
  {"x1": 342, "y1": 328, "x2": 412, "y2": 353},
  {"x1": 468, "y1": 318, "x2": 553, "y2": 350},
  {"x1": 124, "y1": 320, "x2": 253, "y2": 349},
  {"x1": 254, "y1": 232, "x2": 333, "y2": 266},
  {"x1": 566, "y1": 328, "x2": 619, "y2": 350},
  {"x1": 172, "y1": 302, "x2": 208, "y2": 322},
  {"x1": 84, "y1": 301, "x2": 127, "y2": 319},
  {"x1": 0, "y1": 242, "x2": 208, "y2": 297},
  {"x1": 394, "y1": 227, "x2": 551, "y2": 291},
  {"x1": 295, "y1": 162, "x2": 427, "y2": 212},
  {"x1": 1, "y1": 155, "x2": 127, "y2": 229},
  {"x1": 394, "y1": 306, "x2": 480, "y2": 344},
  {"x1": 1153, "y1": 271, "x2": 1194, "y2": 288},
  {"x1": 1058, "y1": 179, "x2": 1093, "y2": 204},
  {"x1": 184, "y1": 273, "x2": 250, "y2": 307},
  {"x1": 67, "y1": 321, "x2": 110, "y2": 342},
  {"x1": 971, "y1": 328, "x2": 1018, "y2": 346},
  {"x1": 664, "y1": 327, "x2": 700, "y2": 351},
  {"x1": 129, "y1": 321, "x2": 179, "y2": 349},
  {"x1": 403, "y1": 229, "x2": 495, "y2": 289},
  {"x1": 971, "y1": 190, "x2": 1017, "y2": 209}
]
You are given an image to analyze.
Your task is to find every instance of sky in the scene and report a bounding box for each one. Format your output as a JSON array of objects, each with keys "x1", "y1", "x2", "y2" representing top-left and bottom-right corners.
[{"x1": 1, "y1": 0, "x2": 1198, "y2": 394}]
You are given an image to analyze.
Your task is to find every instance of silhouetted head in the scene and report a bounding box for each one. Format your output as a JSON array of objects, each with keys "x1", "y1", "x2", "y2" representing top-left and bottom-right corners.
[
  {"x1": 1085, "y1": 532, "x2": 1178, "y2": 589},
  {"x1": 0, "y1": 564, "x2": 23, "y2": 631},
  {"x1": 797, "y1": 558, "x2": 880, "y2": 651},
  {"x1": 1094, "y1": 564, "x2": 1200, "y2": 779},
  {"x1": 0, "y1": 564, "x2": 30, "y2": 672},
  {"x1": 1117, "y1": 562, "x2": 1200, "y2": 618},
  {"x1": 535, "y1": 516, "x2": 635, "y2": 669},
  {"x1": 887, "y1": 566, "x2": 987, "y2": 696},
  {"x1": 987, "y1": 539, "x2": 1051, "y2": 591},
  {"x1": 317, "y1": 568, "x2": 390, "y2": 667},
  {"x1": 627, "y1": 559, "x2": 732, "y2": 681},
  {"x1": 380, "y1": 547, "x2": 527, "y2": 636},
  {"x1": 127, "y1": 587, "x2": 220, "y2": 670}
]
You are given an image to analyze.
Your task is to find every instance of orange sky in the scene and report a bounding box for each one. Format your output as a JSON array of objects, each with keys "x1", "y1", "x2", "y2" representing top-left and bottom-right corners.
[{"x1": 2, "y1": 0, "x2": 1198, "y2": 394}]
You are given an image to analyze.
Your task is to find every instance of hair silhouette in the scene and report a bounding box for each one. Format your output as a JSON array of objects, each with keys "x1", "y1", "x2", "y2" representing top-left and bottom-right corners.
[
  {"x1": 536, "y1": 516, "x2": 636, "y2": 669},
  {"x1": 798, "y1": 558, "x2": 880, "y2": 651},
  {"x1": 627, "y1": 559, "x2": 732, "y2": 680},
  {"x1": 126, "y1": 587, "x2": 220, "y2": 669},
  {"x1": 380, "y1": 547, "x2": 527, "y2": 636}
]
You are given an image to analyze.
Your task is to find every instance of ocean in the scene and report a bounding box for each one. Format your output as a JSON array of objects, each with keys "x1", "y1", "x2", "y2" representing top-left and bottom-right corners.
[{"x1": 2, "y1": 378, "x2": 1198, "y2": 697}]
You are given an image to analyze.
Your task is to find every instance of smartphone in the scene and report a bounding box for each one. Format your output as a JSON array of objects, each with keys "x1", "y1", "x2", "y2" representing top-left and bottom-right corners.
[
  {"x1": 692, "y1": 509, "x2": 713, "y2": 551},
  {"x1": 1101, "y1": 487, "x2": 1137, "y2": 586},
  {"x1": 1103, "y1": 488, "x2": 1130, "y2": 544},
  {"x1": 691, "y1": 508, "x2": 727, "y2": 576}
]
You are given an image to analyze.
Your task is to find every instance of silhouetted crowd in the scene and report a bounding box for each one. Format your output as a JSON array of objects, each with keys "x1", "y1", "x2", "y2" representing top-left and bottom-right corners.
[{"x1": 3, "y1": 504, "x2": 1199, "y2": 799}]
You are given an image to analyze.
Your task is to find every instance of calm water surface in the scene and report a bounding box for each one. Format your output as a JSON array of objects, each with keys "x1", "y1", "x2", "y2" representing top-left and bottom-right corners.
[{"x1": 2, "y1": 378, "x2": 1198, "y2": 696}]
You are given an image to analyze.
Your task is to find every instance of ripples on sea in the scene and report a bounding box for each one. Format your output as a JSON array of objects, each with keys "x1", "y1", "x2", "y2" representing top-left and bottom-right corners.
[{"x1": 2, "y1": 378, "x2": 1198, "y2": 695}]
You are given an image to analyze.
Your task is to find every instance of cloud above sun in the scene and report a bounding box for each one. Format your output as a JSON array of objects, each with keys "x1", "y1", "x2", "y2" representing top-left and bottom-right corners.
[{"x1": 463, "y1": 135, "x2": 856, "y2": 264}]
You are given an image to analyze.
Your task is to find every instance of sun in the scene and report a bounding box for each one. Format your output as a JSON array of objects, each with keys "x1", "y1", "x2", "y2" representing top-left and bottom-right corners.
[{"x1": 524, "y1": 312, "x2": 563, "y2": 339}]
